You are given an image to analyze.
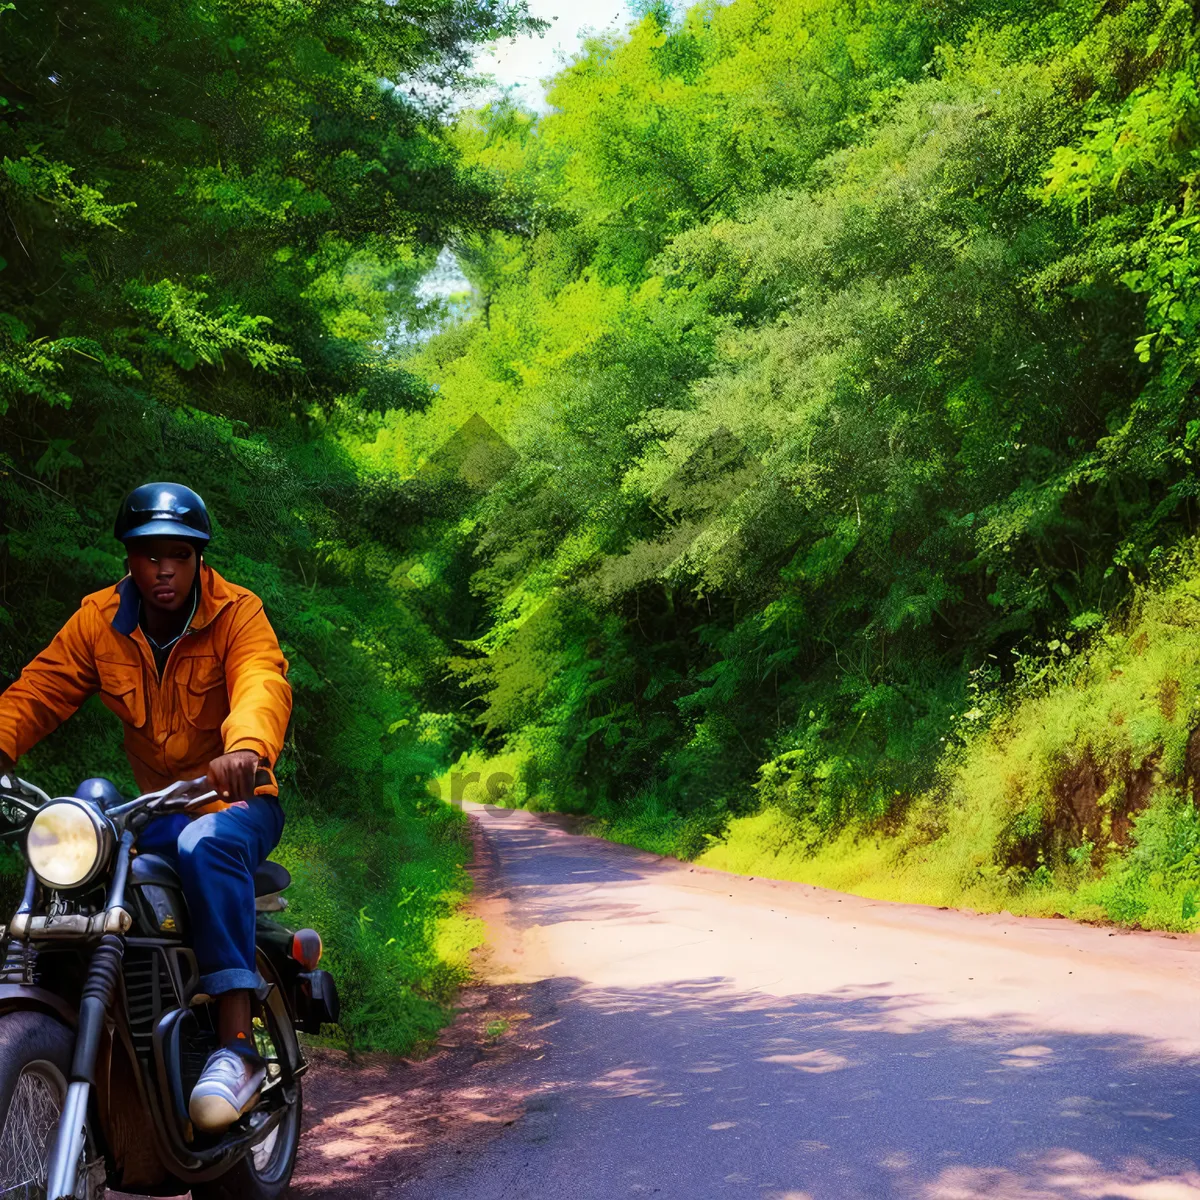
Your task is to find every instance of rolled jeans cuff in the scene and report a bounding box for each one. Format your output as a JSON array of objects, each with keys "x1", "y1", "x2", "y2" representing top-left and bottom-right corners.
[{"x1": 199, "y1": 967, "x2": 262, "y2": 996}]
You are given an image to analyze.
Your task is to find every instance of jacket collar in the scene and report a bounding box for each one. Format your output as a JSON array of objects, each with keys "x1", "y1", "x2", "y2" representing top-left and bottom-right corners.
[
  {"x1": 191, "y1": 564, "x2": 236, "y2": 631},
  {"x1": 110, "y1": 564, "x2": 234, "y2": 637},
  {"x1": 112, "y1": 576, "x2": 141, "y2": 636}
]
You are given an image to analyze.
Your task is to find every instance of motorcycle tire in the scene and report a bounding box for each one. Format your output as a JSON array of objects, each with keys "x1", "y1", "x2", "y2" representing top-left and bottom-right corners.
[
  {"x1": 189, "y1": 963, "x2": 302, "y2": 1200},
  {"x1": 189, "y1": 1073, "x2": 301, "y2": 1200},
  {"x1": 0, "y1": 1009, "x2": 82, "y2": 1198}
]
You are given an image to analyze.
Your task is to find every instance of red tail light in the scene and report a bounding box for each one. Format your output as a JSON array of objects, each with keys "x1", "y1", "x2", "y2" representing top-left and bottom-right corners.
[{"x1": 291, "y1": 928, "x2": 323, "y2": 970}]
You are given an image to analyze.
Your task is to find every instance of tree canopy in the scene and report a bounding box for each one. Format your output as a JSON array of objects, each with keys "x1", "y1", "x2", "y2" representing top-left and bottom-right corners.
[
  {"x1": 0, "y1": 0, "x2": 538, "y2": 1051},
  {"x1": 382, "y1": 0, "x2": 1200, "y2": 862}
]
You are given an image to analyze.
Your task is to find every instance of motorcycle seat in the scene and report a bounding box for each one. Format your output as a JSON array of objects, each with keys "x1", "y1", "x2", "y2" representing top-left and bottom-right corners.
[
  {"x1": 254, "y1": 860, "x2": 292, "y2": 896},
  {"x1": 131, "y1": 853, "x2": 292, "y2": 897}
]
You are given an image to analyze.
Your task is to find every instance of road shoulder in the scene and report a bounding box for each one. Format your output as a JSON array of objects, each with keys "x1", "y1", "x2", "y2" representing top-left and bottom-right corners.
[{"x1": 289, "y1": 814, "x2": 545, "y2": 1198}]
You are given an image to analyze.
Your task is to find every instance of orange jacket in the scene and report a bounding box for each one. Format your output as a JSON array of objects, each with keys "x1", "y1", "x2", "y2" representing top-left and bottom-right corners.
[{"x1": 0, "y1": 565, "x2": 292, "y2": 810}]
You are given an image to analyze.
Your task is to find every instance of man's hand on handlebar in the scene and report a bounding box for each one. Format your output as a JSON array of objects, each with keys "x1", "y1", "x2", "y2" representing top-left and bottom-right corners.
[{"x1": 206, "y1": 750, "x2": 260, "y2": 804}]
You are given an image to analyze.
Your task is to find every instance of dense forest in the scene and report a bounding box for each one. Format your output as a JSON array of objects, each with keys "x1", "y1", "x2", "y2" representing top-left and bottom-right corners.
[
  {"x1": 5, "y1": 0, "x2": 1200, "y2": 1055},
  {"x1": 402, "y1": 0, "x2": 1200, "y2": 931},
  {"x1": 0, "y1": 0, "x2": 541, "y2": 1052}
]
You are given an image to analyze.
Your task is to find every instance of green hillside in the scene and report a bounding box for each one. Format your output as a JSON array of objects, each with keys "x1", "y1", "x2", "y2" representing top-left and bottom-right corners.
[
  {"x1": 399, "y1": 0, "x2": 1200, "y2": 930},
  {"x1": 697, "y1": 546, "x2": 1200, "y2": 931}
]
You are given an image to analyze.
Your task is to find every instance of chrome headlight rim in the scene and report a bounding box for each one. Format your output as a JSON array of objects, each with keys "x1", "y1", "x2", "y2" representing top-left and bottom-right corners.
[{"x1": 24, "y1": 798, "x2": 114, "y2": 891}]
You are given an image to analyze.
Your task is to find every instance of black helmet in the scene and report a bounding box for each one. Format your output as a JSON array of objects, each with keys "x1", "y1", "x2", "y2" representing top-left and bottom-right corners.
[{"x1": 114, "y1": 482, "x2": 211, "y2": 546}]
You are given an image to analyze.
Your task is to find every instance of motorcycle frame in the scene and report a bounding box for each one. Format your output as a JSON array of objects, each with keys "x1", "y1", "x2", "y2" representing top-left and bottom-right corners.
[
  {"x1": 0, "y1": 786, "x2": 311, "y2": 1198},
  {"x1": 1, "y1": 915, "x2": 308, "y2": 1193}
]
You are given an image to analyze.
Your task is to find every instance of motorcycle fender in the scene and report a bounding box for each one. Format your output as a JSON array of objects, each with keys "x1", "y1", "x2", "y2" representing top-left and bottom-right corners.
[
  {"x1": 0, "y1": 983, "x2": 77, "y2": 1028},
  {"x1": 295, "y1": 970, "x2": 340, "y2": 1034},
  {"x1": 97, "y1": 1019, "x2": 175, "y2": 1193},
  {"x1": 151, "y1": 1007, "x2": 195, "y2": 1140},
  {"x1": 256, "y1": 952, "x2": 307, "y2": 1078}
]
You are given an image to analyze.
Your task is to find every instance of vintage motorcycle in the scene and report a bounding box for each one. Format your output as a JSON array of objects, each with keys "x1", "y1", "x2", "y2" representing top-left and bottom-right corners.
[{"x1": 0, "y1": 769, "x2": 339, "y2": 1199}]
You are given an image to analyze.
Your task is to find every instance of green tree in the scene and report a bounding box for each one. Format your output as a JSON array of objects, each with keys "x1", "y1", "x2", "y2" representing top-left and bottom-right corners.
[
  {"x1": 0, "y1": 0, "x2": 538, "y2": 1051},
  {"x1": 385, "y1": 0, "x2": 1200, "y2": 861}
]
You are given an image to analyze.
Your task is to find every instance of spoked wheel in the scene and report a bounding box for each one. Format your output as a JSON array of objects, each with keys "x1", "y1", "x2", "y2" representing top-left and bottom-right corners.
[
  {"x1": 191, "y1": 998, "x2": 301, "y2": 1200},
  {"x1": 244, "y1": 1005, "x2": 301, "y2": 1185},
  {"x1": 0, "y1": 1066, "x2": 64, "y2": 1197},
  {"x1": 0, "y1": 1010, "x2": 86, "y2": 1200}
]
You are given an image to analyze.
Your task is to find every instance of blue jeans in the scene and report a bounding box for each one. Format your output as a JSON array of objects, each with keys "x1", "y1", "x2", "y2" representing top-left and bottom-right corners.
[{"x1": 138, "y1": 797, "x2": 285, "y2": 996}]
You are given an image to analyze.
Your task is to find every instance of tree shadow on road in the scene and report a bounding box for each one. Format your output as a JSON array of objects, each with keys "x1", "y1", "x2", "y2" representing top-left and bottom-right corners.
[
  {"x1": 468, "y1": 816, "x2": 678, "y2": 926},
  {"x1": 293, "y1": 813, "x2": 1200, "y2": 1198},
  {"x1": 376, "y1": 974, "x2": 1200, "y2": 1199}
]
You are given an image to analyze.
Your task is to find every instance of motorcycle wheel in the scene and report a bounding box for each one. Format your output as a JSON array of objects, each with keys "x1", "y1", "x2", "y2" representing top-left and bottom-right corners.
[
  {"x1": 190, "y1": 1005, "x2": 301, "y2": 1200},
  {"x1": 0, "y1": 1009, "x2": 80, "y2": 1199}
]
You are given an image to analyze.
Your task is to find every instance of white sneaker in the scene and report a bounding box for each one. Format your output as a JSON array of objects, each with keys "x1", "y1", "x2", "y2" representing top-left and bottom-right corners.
[{"x1": 189, "y1": 1045, "x2": 266, "y2": 1133}]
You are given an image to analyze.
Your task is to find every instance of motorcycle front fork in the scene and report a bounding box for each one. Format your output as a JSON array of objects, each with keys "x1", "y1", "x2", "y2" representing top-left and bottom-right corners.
[
  {"x1": 45, "y1": 932, "x2": 125, "y2": 1200},
  {"x1": 46, "y1": 832, "x2": 134, "y2": 1200}
]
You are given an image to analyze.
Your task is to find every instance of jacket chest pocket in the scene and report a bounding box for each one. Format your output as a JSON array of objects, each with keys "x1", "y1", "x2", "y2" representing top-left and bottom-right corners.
[
  {"x1": 96, "y1": 658, "x2": 146, "y2": 729},
  {"x1": 178, "y1": 657, "x2": 228, "y2": 731}
]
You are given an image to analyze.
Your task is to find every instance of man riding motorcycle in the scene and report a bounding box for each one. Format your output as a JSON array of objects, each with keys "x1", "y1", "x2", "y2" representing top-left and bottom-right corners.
[{"x1": 0, "y1": 482, "x2": 292, "y2": 1135}]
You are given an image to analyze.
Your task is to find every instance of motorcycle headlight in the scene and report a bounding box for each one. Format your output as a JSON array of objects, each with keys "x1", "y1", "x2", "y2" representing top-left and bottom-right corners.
[{"x1": 25, "y1": 800, "x2": 112, "y2": 889}]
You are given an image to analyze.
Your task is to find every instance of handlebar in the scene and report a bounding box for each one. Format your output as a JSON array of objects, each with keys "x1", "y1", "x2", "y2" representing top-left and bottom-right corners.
[
  {"x1": 0, "y1": 771, "x2": 50, "y2": 809},
  {"x1": 105, "y1": 777, "x2": 220, "y2": 824},
  {"x1": 0, "y1": 774, "x2": 220, "y2": 834}
]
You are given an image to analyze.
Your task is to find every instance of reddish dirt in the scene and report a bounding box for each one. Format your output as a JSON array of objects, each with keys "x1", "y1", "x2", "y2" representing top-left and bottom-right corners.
[
  {"x1": 1049, "y1": 746, "x2": 1160, "y2": 857},
  {"x1": 286, "y1": 814, "x2": 545, "y2": 1198}
]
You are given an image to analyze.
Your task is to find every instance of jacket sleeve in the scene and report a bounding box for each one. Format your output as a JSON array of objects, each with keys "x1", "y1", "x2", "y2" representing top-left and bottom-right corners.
[
  {"x1": 219, "y1": 599, "x2": 292, "y2": 790},
  {"x1": 0, "y1": 606, "x2": 101, "y2": 765}
]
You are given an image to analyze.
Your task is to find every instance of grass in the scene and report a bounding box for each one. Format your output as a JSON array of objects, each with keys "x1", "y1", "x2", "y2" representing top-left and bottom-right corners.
[
  {"x1": 274, "y1": 797, "x2": 487, "y2": 1056},
  {"x1": 695, "y1": 788, "x2": 1200, "y2": 934}
]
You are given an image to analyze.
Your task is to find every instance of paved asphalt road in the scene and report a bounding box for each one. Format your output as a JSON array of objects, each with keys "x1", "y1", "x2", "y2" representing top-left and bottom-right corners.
[{"x1": 397, "y1": 804, "x2": 1200, "y2": 1200}]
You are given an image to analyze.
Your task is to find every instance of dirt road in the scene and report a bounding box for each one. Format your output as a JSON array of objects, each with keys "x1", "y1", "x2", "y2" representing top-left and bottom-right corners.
[{"x1": 299, "y1": 804, "x2": 1200, "y2": 1199}]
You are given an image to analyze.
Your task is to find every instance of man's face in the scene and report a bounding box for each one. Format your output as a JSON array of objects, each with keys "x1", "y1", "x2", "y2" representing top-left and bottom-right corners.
[{"x1": 126, "y1": 538, "x2": 199, "y2": 614}]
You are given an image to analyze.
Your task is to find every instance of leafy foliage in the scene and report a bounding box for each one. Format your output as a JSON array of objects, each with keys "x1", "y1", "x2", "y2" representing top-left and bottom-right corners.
[
  {"x1": 382, "y1": 0, "x2": 1200, "y2": 925},
  {"x1": 0, "y1": 0, "x2": 536, "y2": 1051},
  {"x1": 10, "y1": 0, "x2": 1200, "y2": 1071}
]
